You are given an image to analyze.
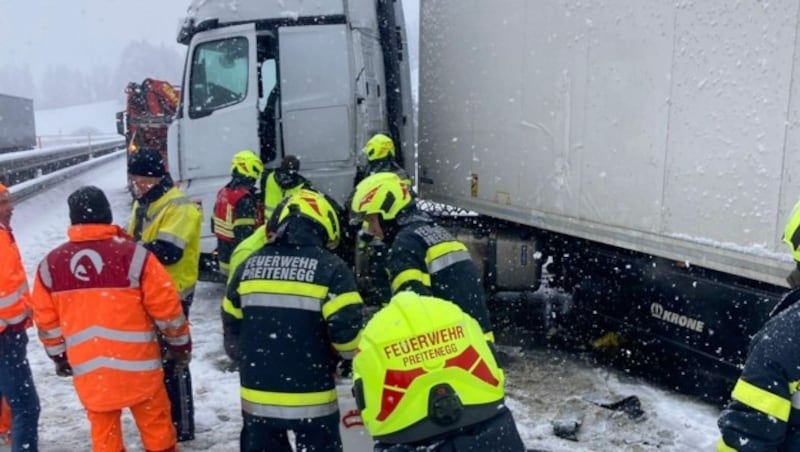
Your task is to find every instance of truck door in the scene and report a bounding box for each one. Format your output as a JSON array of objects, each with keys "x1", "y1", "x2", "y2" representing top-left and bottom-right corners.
[
  {"x1": 278, "y1": 24, "x2": 354, "y2": 166},
  {"x1": 180, "y1": 24, "x2": 259, "y2": 180}
]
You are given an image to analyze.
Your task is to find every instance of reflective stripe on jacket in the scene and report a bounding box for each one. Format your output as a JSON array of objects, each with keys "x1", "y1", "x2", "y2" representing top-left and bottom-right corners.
[
  {"x1": 29, "y1": 224, "x2": 190, "y2": 412},
  {"x1": 213, "y1": 185, "x2": 260, "y2": 274},
  {"x1": 213, "y1": 187, "x2": 251, "y2": 242},
  {"x1": 128, "y1": 186, "x2": 201, "y2": 299},
  {"x1": 0, "y1": 225, "x2": 32, "y2": 332}
]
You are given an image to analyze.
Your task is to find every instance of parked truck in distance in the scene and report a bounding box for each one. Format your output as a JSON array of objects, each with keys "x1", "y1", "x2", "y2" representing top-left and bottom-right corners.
[
  {"x1": 116, "y1": 79, "x2": 180, "y2": 173},
  {"x1": 0, "y1": 94, "x2": 36, "y2": 153},
  {"x1": 168, "y1": 0, "x2": 414, "y2": 270},
  {"x1": 417, "y1": 0, "x2": 796, "y2": 401}
]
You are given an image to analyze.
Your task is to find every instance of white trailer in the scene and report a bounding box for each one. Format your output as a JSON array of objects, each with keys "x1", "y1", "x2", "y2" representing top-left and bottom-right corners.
[{"x1": 418, "y1": 0, "x2": 798, "y2": 398}]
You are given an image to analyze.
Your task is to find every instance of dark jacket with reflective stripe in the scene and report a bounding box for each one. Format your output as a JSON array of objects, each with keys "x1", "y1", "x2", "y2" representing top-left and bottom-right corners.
[
  {"x1": 387, "y1": 213, "x2": 493, "y2": 335},
  {"x1": 718, "y1": 301, "x2": 800, "y2": 451},
  {"x1": 223, "y1": 218, "x2": 363, "y2": 416}
]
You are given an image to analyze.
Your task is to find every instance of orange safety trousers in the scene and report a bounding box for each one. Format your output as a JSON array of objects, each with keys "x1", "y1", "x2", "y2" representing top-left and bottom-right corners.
[
  {"x1": 0, "y1": 396, "x2": 10, "y2": 444},
  {"x1": 85, "y1": 385, "x2": 176, "y2": 452},
  {"x1": 0, "y1": 396, "x2": 10, "y2": 432}
]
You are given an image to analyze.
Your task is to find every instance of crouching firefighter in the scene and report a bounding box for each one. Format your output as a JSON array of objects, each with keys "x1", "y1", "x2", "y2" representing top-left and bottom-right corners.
[
  {"x1": 212, "y1": 150, "x2": 264, "y2": 276},
  {"x1": 222, "y1": 189, "x2": 364, "y2": 452},
  {"x1": 351, "y1": 172, "x2": 496, "y2": 342},
  {"x1": 353, "y1": 292, "x2": 526, "y2": 451}
]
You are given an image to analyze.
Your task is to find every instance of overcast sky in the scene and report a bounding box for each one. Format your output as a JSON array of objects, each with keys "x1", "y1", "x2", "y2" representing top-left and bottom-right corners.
[
  {"x1": 0, "y1": 0, "x2": 419, "y2": 80},
  {"x1": 0, "y1": 0, "x2": 188, "y2": 77}
]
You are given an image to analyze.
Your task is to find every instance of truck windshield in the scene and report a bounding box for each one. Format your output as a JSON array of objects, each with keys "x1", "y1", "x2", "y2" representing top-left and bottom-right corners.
[{"x1": 189, "y1": 37, "x2": 249, "y2": 118}]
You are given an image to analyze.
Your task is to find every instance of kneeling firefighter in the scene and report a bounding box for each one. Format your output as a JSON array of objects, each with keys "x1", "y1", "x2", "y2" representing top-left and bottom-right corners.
[{"x1": 353, "y1": 292, "x2": 525, "y2": 451}]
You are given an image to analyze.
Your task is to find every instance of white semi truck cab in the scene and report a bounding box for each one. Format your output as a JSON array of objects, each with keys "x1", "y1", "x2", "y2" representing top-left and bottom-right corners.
[{"x1": 168, "y1": 0, "x2": 413, "y2": 263}]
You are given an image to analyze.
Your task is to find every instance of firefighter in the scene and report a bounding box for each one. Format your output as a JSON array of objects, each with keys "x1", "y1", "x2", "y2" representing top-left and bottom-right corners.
[
  {"x1": 0, "y1": 183, "x2": 40, "y2": 452},
  {"x1": 717, "y1": 287, "x2": 800, "y2": 451},
  {"x1": 261, "y1": 155, "x2": 313, "y2": 220},
  {"x1": 126, "y1": 148, "x2": 200, "y2": 442},
  {"x1": 353, "y1": 134, "x2": 413, "y2": 305},
  {"x1": 213, "y1": 150, "x2": 264, "y2": 276},
  {"x1": 350, "y1": 172, "x2": 496, "y2": 341},
  {"x1": 361, "y1": 133, "x2": 411, "y2": 183},
  {"x1": 783, "y1": 200, "x2": 800, "y2": 287},
  {"x1": 29, "y1": 186, "x2": 191, "y2": 452},
  {"x1": 223, "y1": 189, "x2": 364, "y2": 452},
  {"x1": 354, "y1": 291, "x2": 524, "y2": 451}
]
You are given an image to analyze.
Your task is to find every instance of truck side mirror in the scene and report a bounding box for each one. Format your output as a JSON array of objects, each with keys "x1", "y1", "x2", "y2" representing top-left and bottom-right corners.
[{"x1": 115, "y1": 111, "x2": 125, "y2": 136}]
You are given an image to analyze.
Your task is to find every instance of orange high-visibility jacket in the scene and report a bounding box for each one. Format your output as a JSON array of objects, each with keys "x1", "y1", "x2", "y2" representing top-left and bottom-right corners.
[
  {"x1": 0, "y1": 224, "x2": 32, "y2": 332},
  {"x1": 29, "y1": 224, "x2": 191, "y2": 412}
]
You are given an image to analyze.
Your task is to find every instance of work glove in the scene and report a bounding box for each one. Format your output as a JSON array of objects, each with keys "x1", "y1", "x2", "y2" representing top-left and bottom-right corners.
[
  {"x1": 53, "y1": 354, "x2": 73, "y2": 377},
  {"x1": 165, "y1": 349, "x2": 192, "y2": 375}
]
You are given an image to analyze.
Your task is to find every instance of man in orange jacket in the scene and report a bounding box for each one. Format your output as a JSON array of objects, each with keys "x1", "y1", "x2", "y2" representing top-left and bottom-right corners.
[
  {"x1": 29, "y1": 186, "x2": 191, "y2": 452},
  {"x1": 0, "y1": 183, "x2": 40, "y2": 452}
]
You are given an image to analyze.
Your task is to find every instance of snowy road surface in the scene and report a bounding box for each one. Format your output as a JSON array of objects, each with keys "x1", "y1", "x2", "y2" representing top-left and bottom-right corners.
[{"x1": 11, "y1": 155, "x2": 723, "y2": 451}]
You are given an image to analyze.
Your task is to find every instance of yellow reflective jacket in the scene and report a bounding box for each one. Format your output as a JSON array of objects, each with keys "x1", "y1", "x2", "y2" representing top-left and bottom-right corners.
[
  {"x1": 226, "y1": 225, "x2": 268, "y2": 285},
  {"x1": 784, "y1": 199, "x2": 800, "y2": 262},
  {"x1": 263, "y1": 171, "x2": 310, "y2": 221},
  {"x1": 128, "y1": 186, "x2": 201, "y2": 299},
  {"x1": 353, "y1": 292, "x2": 505, "y2": 444}
]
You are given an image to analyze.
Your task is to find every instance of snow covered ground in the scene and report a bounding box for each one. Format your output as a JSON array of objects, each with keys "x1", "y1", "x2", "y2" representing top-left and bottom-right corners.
[{"x1": 11, "y1": 156, "x2": 723, "y2": 451}]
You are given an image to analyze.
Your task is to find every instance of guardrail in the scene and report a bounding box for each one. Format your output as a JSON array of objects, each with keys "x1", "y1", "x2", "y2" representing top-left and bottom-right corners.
[
  {"x1": 10, "y1": 150, "x2": 127, "y2": 203},
  {"x1": 0, "y1": 138, "x2": 126, "y2": 187}
]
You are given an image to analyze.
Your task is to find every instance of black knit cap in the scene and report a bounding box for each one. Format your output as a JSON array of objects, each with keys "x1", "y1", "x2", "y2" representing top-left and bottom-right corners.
[
  {"x1": 280, "y1": 155, "x2": 300, "y2": 173},
  {"x1": 68, "y1": 186, "x2": 113, "y2": 225},
  {"x1": 128, "y1": 148, "x2": 166, "y2": 177}
]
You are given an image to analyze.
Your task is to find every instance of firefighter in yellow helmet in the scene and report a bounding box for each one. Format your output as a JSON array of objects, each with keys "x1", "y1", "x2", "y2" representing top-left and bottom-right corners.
[
  {"x1": 353, "y1": 134, "x2": 413, "y2": 305},
  {"x1": 212, "y1": 150, "x2": 264, "y2": 276},
  {"x1": 362, "y1": 133, "x2": 411, "y2": 183},
  {"x1": 223, "y1": 189, "x2": 364, "y2": 451},
  {"x1": 351, "y1": 172, "x2": 496, "y2": 342},
  {"x1": 353, "y1": 291, "x2": 525, "y2": 451}
]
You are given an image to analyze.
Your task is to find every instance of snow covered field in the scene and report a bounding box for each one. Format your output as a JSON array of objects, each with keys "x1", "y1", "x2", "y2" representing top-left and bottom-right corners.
[{"x1": 11, "y1": 156, "x2": 723, "y2": 451}]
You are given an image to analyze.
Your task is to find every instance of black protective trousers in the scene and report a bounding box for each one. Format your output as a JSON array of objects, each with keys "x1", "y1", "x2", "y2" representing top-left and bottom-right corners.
[{"x1": 240, "y1": 411, "x2": 342, "y2": 452}]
